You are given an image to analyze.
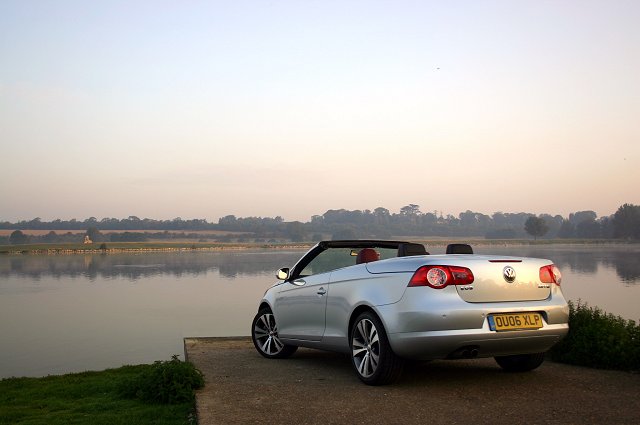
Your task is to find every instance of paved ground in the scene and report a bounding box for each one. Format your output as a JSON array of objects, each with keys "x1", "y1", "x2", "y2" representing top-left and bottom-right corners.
[{"x1": 184, "y1": 337, "x2": 640, "y2": 425}]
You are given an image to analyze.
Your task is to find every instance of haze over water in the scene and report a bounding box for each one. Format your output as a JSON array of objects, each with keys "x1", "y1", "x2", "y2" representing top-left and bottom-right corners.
[{"x1": 0, "y1": 244, "x2": 638, "y2": 378}]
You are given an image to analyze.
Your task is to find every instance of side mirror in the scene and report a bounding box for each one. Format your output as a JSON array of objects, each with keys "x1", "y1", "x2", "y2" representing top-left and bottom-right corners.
[{"x1": 276, "y1": 268, "x2": 290, "y2": 280}]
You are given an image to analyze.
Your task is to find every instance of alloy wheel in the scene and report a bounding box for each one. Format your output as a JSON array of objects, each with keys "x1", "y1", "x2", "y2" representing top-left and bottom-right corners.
[
  {"x1": 253, "y1": 312, "x2": 285, "y2": 356},
  {"x1": 351, "y1": 318, "x2": 380, "y2": 378}
]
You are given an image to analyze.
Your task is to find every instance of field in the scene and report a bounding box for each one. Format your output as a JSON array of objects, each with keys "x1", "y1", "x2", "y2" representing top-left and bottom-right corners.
[
  {"x1": 0, "y1": 237, "x2": 630, "y2": 256},
  {"x1": 0, "y1": 240, "x2": 313, "y2": 254}
]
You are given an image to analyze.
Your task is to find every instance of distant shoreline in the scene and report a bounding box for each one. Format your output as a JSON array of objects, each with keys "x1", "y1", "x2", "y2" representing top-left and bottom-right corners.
[
  {"x1": 0, "y1": 239, "x2": 633, "y2": 255},
  {"x1": 0, "y1": 242, "x2": 313, "y2": 255}
]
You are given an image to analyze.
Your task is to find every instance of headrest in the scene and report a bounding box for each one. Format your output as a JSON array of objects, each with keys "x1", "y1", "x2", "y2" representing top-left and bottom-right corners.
[
  {"x1": 397, "y1": 243, "x2": 428, "y2": 257},
  {"x1": 356, "y1": 248, "x2": 380, "y2": 264},
  {"x1": 446, "y1": 244, "x2": 473, "y2": 254}
]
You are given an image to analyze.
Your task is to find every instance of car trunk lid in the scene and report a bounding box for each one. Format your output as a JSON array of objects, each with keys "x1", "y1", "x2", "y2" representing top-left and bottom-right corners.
[
  {"x1": 453, "y1": 256, "x2": 552, "y2": 302},
  {"x1": 365, "y1": 254, "x2": 553, "y2": 302}
]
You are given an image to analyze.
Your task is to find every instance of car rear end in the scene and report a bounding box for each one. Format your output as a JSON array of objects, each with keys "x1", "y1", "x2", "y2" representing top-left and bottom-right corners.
[{"x1": 370, "y1": 255, "x2": 569, "y2": 361}]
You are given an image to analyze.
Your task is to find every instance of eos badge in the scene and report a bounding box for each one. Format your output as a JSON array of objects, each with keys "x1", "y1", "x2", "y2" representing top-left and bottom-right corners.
[{"x1": 503, "y1": 266, "x2": 516, "y2": 283}]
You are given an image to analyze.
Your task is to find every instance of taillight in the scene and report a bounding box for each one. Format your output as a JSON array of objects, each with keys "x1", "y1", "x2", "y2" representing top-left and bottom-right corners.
[
  {"x1": 408, "y1": 265, "x2": 474, "y2": 289},
  {"x1": 539, "y1": 264, "x2": 562, "y2": 285}
]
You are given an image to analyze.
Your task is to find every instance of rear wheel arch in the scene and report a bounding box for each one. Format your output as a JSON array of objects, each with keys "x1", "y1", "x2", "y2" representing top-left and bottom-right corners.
[
  {"x1": 347, "y1": 305, "x2": 397, "y2": 353},
  {"x1": 348, "y1": 305, "x2": 378, "y2": 340},
  {"x1": 349, "y1": 309, "x2": 404, "y2": 385}
]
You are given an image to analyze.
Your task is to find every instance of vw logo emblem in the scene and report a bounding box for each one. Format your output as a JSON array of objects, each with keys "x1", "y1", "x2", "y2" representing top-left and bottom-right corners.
[{"x1": 503, "y1": 266, "x2": 516, "y2": 283}]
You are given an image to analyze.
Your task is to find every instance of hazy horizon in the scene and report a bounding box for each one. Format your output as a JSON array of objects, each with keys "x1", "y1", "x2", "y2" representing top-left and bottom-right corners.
[
  {"x1": 2, "y1": 1, "x2": 639, "y2": 223},
  {"x1": 0, "y1": 202, "x2": 629, "y2": 224}
]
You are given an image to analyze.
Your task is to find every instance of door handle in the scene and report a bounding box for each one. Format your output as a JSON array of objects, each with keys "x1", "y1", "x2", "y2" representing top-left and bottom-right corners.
[{"x1": 317, "y1": 287, "x2": 327, "y2": 296}]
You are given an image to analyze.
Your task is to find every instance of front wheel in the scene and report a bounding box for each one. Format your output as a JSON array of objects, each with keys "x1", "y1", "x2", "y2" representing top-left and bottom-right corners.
[
  {"x1": 350, "y1": 311, "x2": 403, "y2": 385},
  {"x1": 495, "y1": 352, "x2": 545, "y2": 372},
  {"x1": 251, "y1": 308, "x2": 297, "y2": 359}
]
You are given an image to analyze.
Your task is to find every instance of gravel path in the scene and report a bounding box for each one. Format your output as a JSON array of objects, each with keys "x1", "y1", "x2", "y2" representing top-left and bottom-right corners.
[{"x1": 184, "y1": 337, "x2": 640, "y2": 425}]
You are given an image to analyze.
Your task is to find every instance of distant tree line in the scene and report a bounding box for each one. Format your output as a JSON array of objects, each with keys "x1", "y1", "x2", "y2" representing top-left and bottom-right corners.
[
  {"x1": 2, "y1": 229, "x2": 215, "y2": 245},
  {"x1": 1, "y1": 203, "x2": 639, "y2": 245},
  {"x1": 0, "y1": 216, "x2": 215, "y2": 231}
]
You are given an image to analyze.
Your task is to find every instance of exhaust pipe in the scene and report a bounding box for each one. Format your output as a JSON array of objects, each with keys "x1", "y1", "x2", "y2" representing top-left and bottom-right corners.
[
  {"x1": 447, "y1": 346, "x2": 480, "y2": 359},
  {"x1": 461, "y1": 348, "x2": 478, "y2": 358}
]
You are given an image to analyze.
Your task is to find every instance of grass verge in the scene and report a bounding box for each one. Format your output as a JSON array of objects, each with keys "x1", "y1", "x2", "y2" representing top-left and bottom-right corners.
[{"x1": 0, "y1": 359, "x2": 202, "y2": 425}]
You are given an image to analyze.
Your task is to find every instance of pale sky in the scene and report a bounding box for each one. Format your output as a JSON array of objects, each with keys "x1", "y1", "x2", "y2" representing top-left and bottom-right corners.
[{"x1": 1, "y1": 0, "x2": 638, "y2": 222}]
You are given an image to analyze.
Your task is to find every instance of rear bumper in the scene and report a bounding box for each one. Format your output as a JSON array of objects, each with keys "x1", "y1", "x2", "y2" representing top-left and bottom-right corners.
[
  {"x1": 377, "y1": 286, "x2": 570, "y2": 360},
  {"x1": 388, "y1": 323, "x2": 569, "y2": 360}
]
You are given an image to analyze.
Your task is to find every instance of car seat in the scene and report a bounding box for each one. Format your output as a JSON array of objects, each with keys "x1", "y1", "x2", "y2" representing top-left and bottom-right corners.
[
  {"x1": 446, "y1": 244, "x2": 473, "y2": 254},
  {"x1": 356, "y1": 248, "x2": 380, "y2": 264},
  {"x1": 397, "y1": 243, "x2": 428, "y2": 257}
]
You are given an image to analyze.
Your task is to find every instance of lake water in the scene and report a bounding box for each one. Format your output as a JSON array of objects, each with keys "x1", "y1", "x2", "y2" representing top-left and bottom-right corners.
[{"x1": 1, "y1": 244, "x2": 638, "y2": 378}]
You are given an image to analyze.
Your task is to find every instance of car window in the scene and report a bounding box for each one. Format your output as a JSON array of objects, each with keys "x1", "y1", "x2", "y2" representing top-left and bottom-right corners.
[
  {"x1": 298, "y1": 246, "x2": 398, "y2": 277},
  {"x1": 299, "y1": 248, "x2": 355, "y2": 276},
  {"x1": 378, "y1": 247, "x2": 397, "y2": 260}
]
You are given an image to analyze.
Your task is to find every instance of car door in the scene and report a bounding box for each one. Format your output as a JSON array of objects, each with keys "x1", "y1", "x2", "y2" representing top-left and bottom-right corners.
[{"x1": 274, "y1": 271, "x2": 330, "y2": 341}]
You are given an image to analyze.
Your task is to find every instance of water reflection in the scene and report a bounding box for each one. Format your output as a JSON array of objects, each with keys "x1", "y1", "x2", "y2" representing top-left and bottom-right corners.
[
  {"x1": 0, "y1": 250, "x2": 307, "y2": 378},
  {"x1": 472, "y1": 244, "x2": 640, "y2": 284},
  {"x1": 1, "y1": 245, "x2": 639, "y2": 283},
  {"x1": 601, "y1": 253, "x2": 640, "y2": 284},
  {"x1": 0, "y1": 245, "x2": 638, "y2": 378},
  {"x1": 0, "y1": 250, "x2": 305, "y2": 281}
]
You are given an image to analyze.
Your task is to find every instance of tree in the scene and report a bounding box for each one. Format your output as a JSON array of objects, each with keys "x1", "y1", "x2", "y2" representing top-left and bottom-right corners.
[
  {"x1": 331, "y1": 225, "x2": 358, "y2": 240},
  {"x1": 400, "y1": 204, "x2": 420, "y2": 216},
  {"x1": 9, "y1": 230, "x2": 28, "y2": 245},
  {"x1": 43, "y1": 231, "x2": 59, "y2": 243},
  {"x1": 569, "y1": 211, "x2": 597, "y2": 226},
  {"x1": 86, "y1": 226, "x2": 103, "y2": 243},
  {"x1": 285, "y1": 221, "x2": 306, "y2": 242},
  {"x1": 373, "y1": 207, "x2": 390, "y2": 225},
  {"x1": 218, "y1": 215, "x2": 237, "y2": 229},
  {"x1": 575, "y1": 218, "x2": 601, "y2": 239},
  {"x1": 539, "y1": 214, "x2": 564, "y2": 238},
  {"x1": 557, "y1": 220, "x2": 575, "y2": 238},
  {"x1": 613, "y1": 203, "x2": 640, "y2": 239},
  {"x1": 110, "y1": 232, "x2": 147, "y2": 242},
  {"x1": 524, "y1": 216, "x2": 549, "y2": 240}
]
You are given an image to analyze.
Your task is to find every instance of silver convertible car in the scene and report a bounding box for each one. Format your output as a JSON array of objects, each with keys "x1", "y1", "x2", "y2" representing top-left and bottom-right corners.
[{"x1": 251, "y1": 240, "x2": 569, "y2": 385}]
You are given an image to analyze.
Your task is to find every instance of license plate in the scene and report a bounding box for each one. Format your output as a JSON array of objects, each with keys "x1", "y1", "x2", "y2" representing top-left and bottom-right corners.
[{"x1": 488, "y1": 313, "x2": 542, "y2": 331}]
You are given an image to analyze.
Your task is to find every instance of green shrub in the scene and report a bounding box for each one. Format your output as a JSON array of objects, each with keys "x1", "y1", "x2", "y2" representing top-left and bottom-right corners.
[
  {"x1": 550, "y1": 301, "x2": 640, "y2": 371},
  {"x1": 119, "y1": 355, "x2": 204, "y2": 404}
]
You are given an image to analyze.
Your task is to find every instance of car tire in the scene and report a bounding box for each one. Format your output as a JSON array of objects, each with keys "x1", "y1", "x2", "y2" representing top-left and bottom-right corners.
[
  {"x1": 494, "y1": 352, "x2": 545, "y2": 372},
  {"x1": 350, "y1": 311, "x2": 403, "y2": 385},
  {"x1": 251, "y1": 308, "x2": 297, "y2": 359}
]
